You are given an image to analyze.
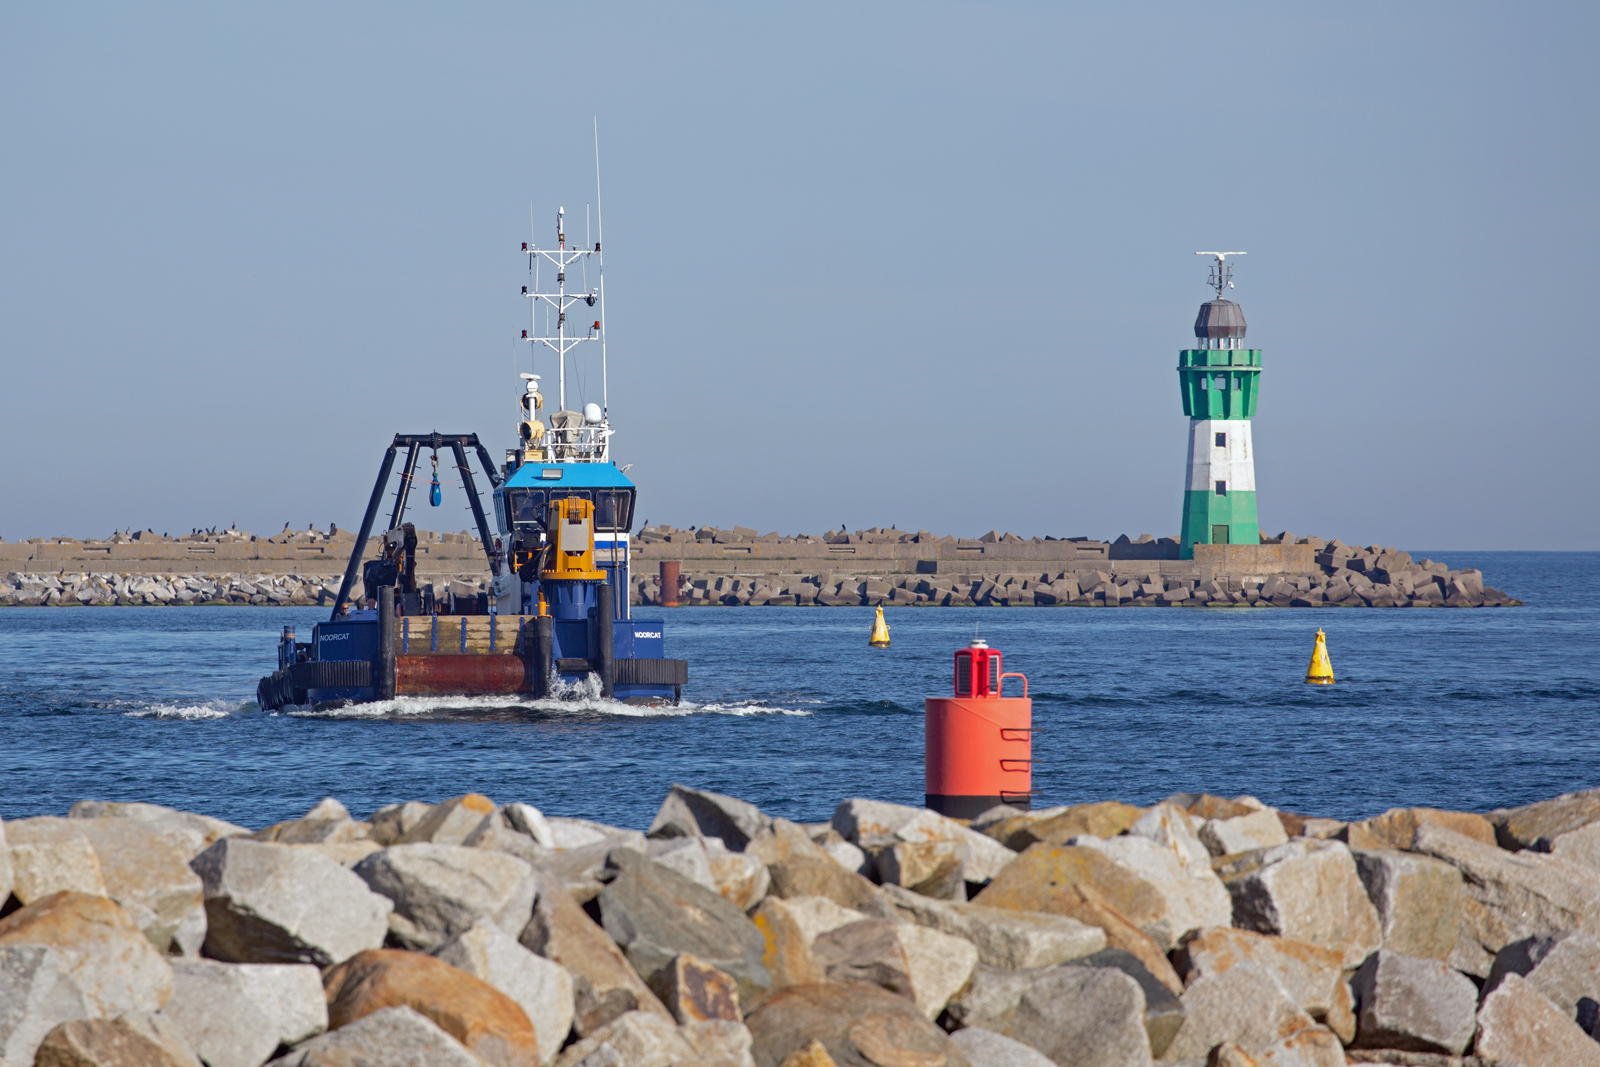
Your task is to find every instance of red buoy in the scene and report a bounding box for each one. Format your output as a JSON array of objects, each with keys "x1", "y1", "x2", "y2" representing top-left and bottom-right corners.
[{"x1": 924, "y1": 639, "x2": 1032, "y2": 818}]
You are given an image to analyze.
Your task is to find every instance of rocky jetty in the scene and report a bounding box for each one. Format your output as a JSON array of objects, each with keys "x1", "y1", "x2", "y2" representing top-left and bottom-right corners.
[
  {"x1": 0, "y1": 526, "x2": 489, "y2": 584},
  {"x1": 1, "y1": 526, "x2": 1522, "y2": 608},
  {"x1": 635, "y1": 525, "x2": 1106, "y2": 549},
  {"x1": 635, "y1": 539, "x2": 1518, "y2": 609},
  {"x1": 3, "y1": 786, "x2": 1598, "y2": 1066},
  {"x1": 0, "y1": 573, "x2": 488, "y2": 607}
]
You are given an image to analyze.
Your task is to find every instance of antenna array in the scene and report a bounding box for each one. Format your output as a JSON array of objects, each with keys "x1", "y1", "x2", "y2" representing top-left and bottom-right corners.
[
  {"x1": 1195, "y1": 251, "x2": 1246, "y2": 300},
  {"x1": 520, "y1": 121, "x2": 608, "y2": 429}
]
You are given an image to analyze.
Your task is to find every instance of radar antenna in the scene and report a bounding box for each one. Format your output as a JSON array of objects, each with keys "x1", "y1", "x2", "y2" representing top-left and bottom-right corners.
[{"x1": 1195, "y1": 251, "x2": 1246, "y2": 299}]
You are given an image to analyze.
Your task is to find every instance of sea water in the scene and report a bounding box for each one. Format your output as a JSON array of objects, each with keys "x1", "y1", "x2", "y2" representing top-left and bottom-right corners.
[{"x1": 2, "y1": 551, "x2": 1596, "y2": 830}]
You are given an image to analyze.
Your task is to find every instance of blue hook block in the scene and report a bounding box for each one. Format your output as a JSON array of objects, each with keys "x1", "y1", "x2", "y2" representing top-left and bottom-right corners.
[{"x1": 429, "y1": 476, "x2": 442, "y2": 507}]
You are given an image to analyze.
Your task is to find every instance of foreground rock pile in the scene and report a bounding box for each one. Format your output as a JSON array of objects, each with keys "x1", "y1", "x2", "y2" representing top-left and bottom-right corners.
[
  {"x1": 0, "y1": 573, "x2": 488, "y2": 607},
  {"x1": 4, "y1": 787, "x2": 1600, "y2": 1066}
]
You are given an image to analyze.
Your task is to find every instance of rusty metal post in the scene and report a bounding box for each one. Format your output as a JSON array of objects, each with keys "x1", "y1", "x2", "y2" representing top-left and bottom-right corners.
[{"x1": 659, "y1": 561, "x2": 680, "y2": 608}]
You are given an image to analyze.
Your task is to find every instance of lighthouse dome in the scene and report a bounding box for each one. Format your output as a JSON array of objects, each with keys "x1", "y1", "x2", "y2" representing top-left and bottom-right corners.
[{"x1": 1194, "y1": 299, "x2": 1247, "y2": 340}]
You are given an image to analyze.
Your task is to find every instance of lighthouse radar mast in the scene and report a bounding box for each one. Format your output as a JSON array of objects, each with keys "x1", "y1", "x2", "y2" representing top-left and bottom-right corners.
[{"x1": 1195, "y1": 251, "x2": 1246, "y2": 299}]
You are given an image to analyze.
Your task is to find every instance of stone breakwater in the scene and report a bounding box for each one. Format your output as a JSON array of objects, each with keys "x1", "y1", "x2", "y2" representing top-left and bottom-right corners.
[
  {"x1": 1, "y1": 526, "x2": 1524, "y2": 609},
  {"x1": 3, "y1": 786, "x2": 1599, "y2": 1067},
  {"x1": 637, "y1": 540, "x2": 1519, "y2": 608},
  {"x1": 0, "y1": 527, "x2": 486, "y2": 578},
  {"x1": 0, "y1": 572, "x2": 489, "y2": 607}
]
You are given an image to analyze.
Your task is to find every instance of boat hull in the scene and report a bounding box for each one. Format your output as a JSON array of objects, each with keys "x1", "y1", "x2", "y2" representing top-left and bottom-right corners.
[{"x1": 258, "y1": 610, "x2": 684, "y2": 710}]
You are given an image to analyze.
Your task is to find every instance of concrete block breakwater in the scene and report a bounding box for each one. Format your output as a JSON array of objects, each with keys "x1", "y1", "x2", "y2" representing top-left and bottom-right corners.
[
  {"x1": 639, "y1": 564, "x2": 1517, "y2": 609},
  {"x1": 1, "y1": 784, "x2": 1597, "y2": 1066},
  {"x1": 638, "y1": 534, "x2": 1520, "y2": 609},
  {"x1": 0, "y1": 572, "x2": 489, "y2": 607},
  {"x1": 0, "y1": 526, "x2": 1522, "y2": 607},
  {"x1": 0, "y1": 526, "x2": 486, "y2": 577}
]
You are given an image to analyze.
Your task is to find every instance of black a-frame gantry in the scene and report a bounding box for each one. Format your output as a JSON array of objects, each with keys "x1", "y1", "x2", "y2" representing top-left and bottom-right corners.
[{"x1": 330, "y1": 433, "x2": 502, "y2": 621}]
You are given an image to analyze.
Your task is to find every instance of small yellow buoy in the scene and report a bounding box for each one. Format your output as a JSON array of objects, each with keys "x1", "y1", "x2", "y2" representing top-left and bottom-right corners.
[
  {"x1": 1304, "y1": 627, "x2": 1334, "y2": 685},
  {"x1": 869, "y1": 604, "x2": 891, "y2": 648}
]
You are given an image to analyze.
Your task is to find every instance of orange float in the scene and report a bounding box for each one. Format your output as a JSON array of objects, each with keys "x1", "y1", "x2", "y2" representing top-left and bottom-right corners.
[{"x1": 924, "y1": 638, "x2": 1032, "y2": 818}]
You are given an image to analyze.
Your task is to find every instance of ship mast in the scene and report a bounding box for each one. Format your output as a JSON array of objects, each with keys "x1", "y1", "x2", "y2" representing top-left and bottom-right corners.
[{"x1": 522, "y1": 192, "x2": 607, "y2": 461}]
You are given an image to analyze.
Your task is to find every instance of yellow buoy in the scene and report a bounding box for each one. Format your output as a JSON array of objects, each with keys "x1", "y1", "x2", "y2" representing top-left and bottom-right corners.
[
  {"x1": 1304, "y1": 627, "x2": 1334, "y2": 685},
  {"x1": 869, "y1": 604, "x2": 891, "y2": 648}
]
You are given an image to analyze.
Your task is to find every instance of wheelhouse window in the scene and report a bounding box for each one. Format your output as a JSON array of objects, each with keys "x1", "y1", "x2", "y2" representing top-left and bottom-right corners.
[
  {"x1": 512, "y1": 485, "x2": 635, "y2": 532},
  {"x1": 593, "y1": 489, "x2": 636, "y2": 532},
  {"x1": 546, "y1": 489, "x2": 591, "y2": 524},
  {"x1": 504, "y1": 489, "x2": 545, "y2": 525}
]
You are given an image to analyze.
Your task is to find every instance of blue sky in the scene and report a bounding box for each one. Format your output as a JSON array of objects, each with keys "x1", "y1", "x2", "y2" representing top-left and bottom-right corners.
[{"x1": 3, "y1": 3, "x2": 1596, "y2": 549}]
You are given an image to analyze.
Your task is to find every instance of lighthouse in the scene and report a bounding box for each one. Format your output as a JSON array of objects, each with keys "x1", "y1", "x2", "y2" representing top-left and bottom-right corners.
[{"x1": 1178, "y1": 253, "x2": 1262, "y2": 558}]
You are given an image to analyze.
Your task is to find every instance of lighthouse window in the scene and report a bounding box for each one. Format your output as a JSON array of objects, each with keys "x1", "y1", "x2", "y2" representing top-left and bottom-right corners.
[
  {"x1": 1234, "y1": 377, "x2": 1242, "y2": 390},
  {"x1": 1215, "y1": 432, "x2": 1227, "y2": 447},
  {"x1": 1215, "y1": 481, "x2": 1227, "y2": 496},
  {"x1": 1199, "y1": 376, "x2": 1208, "y2": 391}
]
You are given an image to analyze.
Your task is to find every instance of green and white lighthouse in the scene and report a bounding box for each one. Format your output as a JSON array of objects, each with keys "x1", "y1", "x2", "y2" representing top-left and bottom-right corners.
[{"x1": 1178, "y1": 252, "x2": 1261, "y2": 559}]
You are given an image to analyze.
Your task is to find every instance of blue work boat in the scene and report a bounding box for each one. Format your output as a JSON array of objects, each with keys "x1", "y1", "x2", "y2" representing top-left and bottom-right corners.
[{"x1": 257, "y1": 200, "x2": 686, "y2": 710}]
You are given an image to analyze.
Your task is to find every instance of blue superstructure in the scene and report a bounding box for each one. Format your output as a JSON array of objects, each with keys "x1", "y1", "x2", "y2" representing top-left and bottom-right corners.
[{"x1": 502, "y1": 462, "x2": 636, "y2": 490}]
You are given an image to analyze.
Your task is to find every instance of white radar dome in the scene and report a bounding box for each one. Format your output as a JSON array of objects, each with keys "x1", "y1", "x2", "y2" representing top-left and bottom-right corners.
[{"x1": 583, "y1": 403, "x2": 603, "y2": 424}]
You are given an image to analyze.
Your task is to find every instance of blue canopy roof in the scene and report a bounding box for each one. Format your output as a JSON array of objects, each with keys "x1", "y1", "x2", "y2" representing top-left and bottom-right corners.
[{"x1": 503, "y1": 461, "x2": 636, "y2": 490}]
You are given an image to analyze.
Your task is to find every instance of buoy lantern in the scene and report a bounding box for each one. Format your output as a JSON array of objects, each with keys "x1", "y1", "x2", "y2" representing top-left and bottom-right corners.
[
  {"x1": 869, "y1": 605, "x2": 891, "y2": 648},
  {"x1": 1305, "y1": 627, "x2": 1334, "y2": 685},
  {"x1": 924, "y1": 639, "x2": 1031, "y2": 818}
]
